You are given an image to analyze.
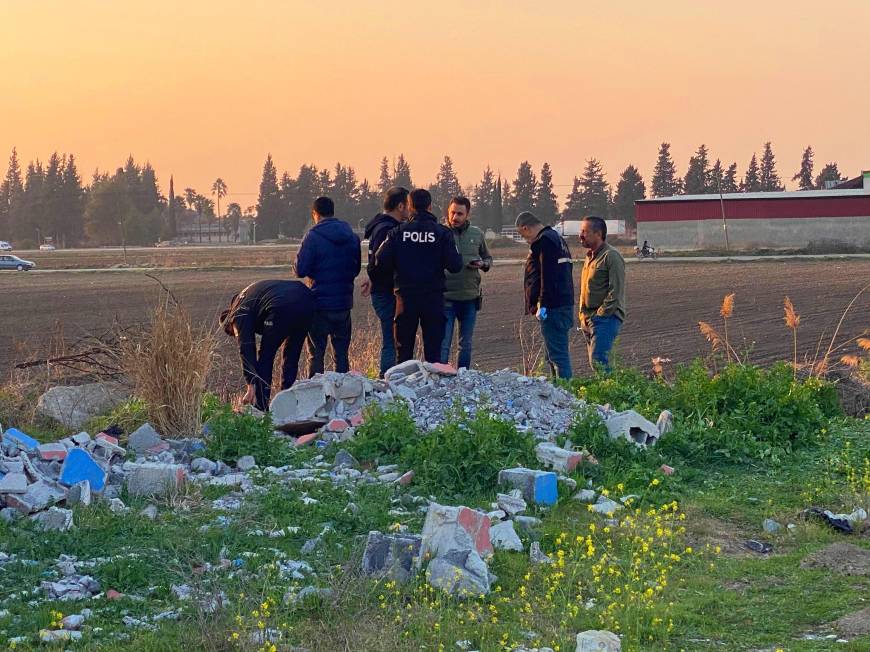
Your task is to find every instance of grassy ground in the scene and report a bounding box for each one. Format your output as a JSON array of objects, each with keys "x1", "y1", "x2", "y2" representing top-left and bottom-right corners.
[{"x1": 0, "y1": 405, "x2": 868, "y2": 650}]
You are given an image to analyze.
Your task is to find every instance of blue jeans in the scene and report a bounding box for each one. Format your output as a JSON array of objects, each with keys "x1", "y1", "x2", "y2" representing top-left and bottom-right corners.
[
  {"x1": 371, "y1": 292, "x2": 396, "y2": 377},
  {"x1": 440, "y1": 299, "x2": 478, "y2": 369},
  {"x1": 584, "y1": 314, "x2": 622, "y2": 372},
  {"x1": 540, "y1": 305, "x2": 574, "y2": 380}
]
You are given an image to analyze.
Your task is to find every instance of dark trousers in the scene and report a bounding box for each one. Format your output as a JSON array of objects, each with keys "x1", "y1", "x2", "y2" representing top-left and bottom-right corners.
[
  {"x1": 254, "y1": 315, "x2": 311, "y2": 411},
  {"x1": 371, "y1": 292, "x2": 397, "y2": 377},
  {"x1": 307, "y1": 309, "x2": 352, "y2": 377},
  {"x1": 394, "y1": 293, "x2": 445, "y2": 364}
]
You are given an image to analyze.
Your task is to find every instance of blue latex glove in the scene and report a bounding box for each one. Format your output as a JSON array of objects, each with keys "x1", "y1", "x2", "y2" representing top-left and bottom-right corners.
[{"x1": 535, "y1": 306, "x2": 547, "y2": 321}]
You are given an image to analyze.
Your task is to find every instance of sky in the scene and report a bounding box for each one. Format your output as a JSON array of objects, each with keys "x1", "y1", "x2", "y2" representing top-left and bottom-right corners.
[{"x1": 2, "y1": 0, "x2": 869, "y2": 207}]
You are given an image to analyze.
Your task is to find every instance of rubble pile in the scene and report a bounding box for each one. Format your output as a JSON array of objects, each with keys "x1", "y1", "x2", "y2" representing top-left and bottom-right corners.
[{"x1": 270, "y1": 363, "x2": 672, "y2": 451}]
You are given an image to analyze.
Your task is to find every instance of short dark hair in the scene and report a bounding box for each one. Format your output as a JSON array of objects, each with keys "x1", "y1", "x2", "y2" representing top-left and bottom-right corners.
[
  {"x1": 313, "y1": 196, "x2": 334, "y2": 217},
  {"x1": 449, "y1": 196, "x2": 471, "y2": 212},
  {"x1": 383, "y1": 187, "x2": 409, "y2": 212},
  {"x1": 515, "y1": 211, "x2": 541, "y2": 228},
  {"x1": 584, "y1": 215, "x2": 607, "y2": 240},
  {"x1": 409, "y1": 188, "x2": 432, "y2": 211}
]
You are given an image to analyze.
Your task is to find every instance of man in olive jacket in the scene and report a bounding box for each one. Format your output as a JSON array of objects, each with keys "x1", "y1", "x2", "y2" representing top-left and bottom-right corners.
[
  {"x1": 579, "y1": 216, "x2": 626, "y2": 372},
  {"x1": 440, "y1": 197, "x2": 493, "y2": 369}
]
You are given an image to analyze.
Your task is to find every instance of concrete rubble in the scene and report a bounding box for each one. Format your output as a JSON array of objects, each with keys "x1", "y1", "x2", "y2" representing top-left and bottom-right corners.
[
  {"x1": 576, "y1": 630, "x2": 621, "y2": 651},
  {"x1": 36, "y1": 382, "x2": 129, "y2": 430}
]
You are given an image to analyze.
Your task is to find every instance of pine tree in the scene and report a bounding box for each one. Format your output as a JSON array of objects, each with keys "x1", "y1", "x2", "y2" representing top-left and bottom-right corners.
[
  {"x1": 815, "y1": 162, "x2": 845, "y2": 189},
  {"x1": 709, "y1": 159, "x2": 724, "y2": 194},
  {"x1": 317, "y1": 168, "x2": 332, "y2": 197},
  {"x1": 0, "y1": 148, "x2": 24, "y2": 240},
  {"x1": 741, "y1": 154, "x2": 761, "y2": 192},
  {"x1": 577, "y1": 158, "x2": 611, "y2": 218},
  {"x1": 331, "y1": 163, "x2": 360, "y2": 222},
  {"x1": 563, "y1": 177, "x2": 584, "y2": 220},
  {"x1": 472, "y1": 166, "x2": 497, "y2": 232},
  {"x1": 163, "y1": 175, "x2": 177, "y2": 240},
  {"x1": 793, "y1": 146, "x2": 814, "y2": 190},
  {"x1": 759, "y1": 141, "x2": 784, "y2": 191},
  {"x1": 43, "y1": 153, "x2": 64, "y2": 244},
  {"x1": 683, "y1": 144, "x2": 711, "y2": 194},
  {"x1": 651, "y1": 142, "x2": 682, "y2": 197},
  {"x1": 358, "y1": 178, "x2": 380, "y2": 221},
  {"x1": 432, "y1": 155, "x2": 462, "y2": 216},
  {"x1": 510, "y1": 161, "x2": 537, "y2": 218},
  {"x1": 494, "y1": 174, "x2": 504, "y2": 229},
  {"x1": 500, "y1": 176, "x2": 512, "y2": 226},
  {"x1": 61, "y1": 154, "x2": 85, "y2": 245},
  {"x1": 255, "y1": 154, "x2": 282, "y2": 239},
  {"x1": 722, "y1": 163, "x2": 739, "y2": 193},
  {"x1": 611, "y1": 165, "x2": 646, "y2": 229},
  {"x1": 534, "y1": 162, "x2": 559, "y2": 224},
  {"x1": 377, "y1": 156, "x2": 392, "y2": 194},
  {"x1": 392, "y1": 154, "x2": 413, "y2": 190}
]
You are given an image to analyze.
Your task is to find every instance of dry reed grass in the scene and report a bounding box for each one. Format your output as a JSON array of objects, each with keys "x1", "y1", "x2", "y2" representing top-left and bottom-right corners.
[{"x1": 118, "y1": 294, "x2": 217, "y2": 438}]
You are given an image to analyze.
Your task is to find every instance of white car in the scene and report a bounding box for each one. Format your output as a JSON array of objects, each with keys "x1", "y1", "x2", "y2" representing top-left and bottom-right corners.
[
  {"x1": 0, "y1": 241, "x2": 12, "y2": 251},
  {"x1": 39, "y1": 243, "x2": 56, "y2": 251}
]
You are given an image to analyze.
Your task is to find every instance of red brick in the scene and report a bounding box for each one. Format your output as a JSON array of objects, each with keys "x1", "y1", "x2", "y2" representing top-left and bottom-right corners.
[
  {"x1": 349, "y1": 412, "x2": 364, "y2": 427},
  {"x1": 106, "y1": 589, "x2": 123, "y2": 600},
  {"x1": 294, "y1": 433, "x2": 319, "y2": 447},
  {"x1": 456, "y1": 506, "x2": 493, "y2": 557},
  {"x1": 428, "y1": 362, "x2": 457, "y2": 375},
  {"x1": 326, "y1": 419, "x2": 348, "y2": 433},
  {"x1": 96, "y1": 433, "x2": 119, "y2": 447},
  {"x1": 397, "y1": 470, "x2": 414, "y2": 486},
  {"x1": 660, "y1": 464, "x2": 675, "y2": 476}
]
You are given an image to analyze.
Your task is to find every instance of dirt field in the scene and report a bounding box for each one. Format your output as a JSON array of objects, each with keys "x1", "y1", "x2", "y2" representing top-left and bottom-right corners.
[{"x1": 2, "y1": 259, "x2": 867, "y2": 390}]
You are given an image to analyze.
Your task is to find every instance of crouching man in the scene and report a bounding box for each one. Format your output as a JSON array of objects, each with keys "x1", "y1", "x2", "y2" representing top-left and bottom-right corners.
[{"x1": 220, "y1": 279, "x2": 315, "y2": 411}]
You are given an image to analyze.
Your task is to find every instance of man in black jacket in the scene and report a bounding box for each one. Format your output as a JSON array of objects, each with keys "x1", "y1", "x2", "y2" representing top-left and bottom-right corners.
[
  {"x1": 360, "y1": 187, "x2": 410, "y2": 376},
  {"x1": 220, "y1": 280, "x2": 315, "y2": 411},
  {"x1": 372, "y1": 188, "x2": 463, "y2": 364},
  {"x1": 516, "y1": 211, "x2": 575, "y2": 379}
]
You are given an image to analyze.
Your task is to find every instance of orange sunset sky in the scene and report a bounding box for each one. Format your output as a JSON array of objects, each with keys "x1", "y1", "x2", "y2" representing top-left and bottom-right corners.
[{"x1": 2, "y1": 0, "x2": 869, "y2": 206}]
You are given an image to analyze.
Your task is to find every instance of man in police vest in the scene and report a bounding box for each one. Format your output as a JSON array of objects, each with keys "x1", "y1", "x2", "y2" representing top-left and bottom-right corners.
[{"x1": 372, "y1": 188, "x2": 463, "y2": 364}]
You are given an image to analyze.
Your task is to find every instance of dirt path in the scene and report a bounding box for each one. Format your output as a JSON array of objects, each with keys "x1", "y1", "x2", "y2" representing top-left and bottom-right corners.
[{"x1": 2, "y1": 260, "x2": 867, "y2": 382}]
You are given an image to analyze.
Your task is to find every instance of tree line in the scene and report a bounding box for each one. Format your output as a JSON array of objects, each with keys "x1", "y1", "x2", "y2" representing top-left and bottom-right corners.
[{"x1": 0, "y1": 143, "x2": 852, "y2": 246}]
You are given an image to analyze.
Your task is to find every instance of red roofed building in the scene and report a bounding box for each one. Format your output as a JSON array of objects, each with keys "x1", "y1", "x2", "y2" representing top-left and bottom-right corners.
[{"x1": 635, "y1": 171, "x2": 870, "y2": 251}]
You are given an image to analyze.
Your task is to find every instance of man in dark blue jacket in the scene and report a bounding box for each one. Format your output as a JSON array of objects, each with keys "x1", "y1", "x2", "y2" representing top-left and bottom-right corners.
[
  {"x1": 372, "y1": 188, "x2": 463, "y2": 364},
  {"x1": 220, "y1": 280, "x2": 315, "y2": 411},
  {"x1": 295, "y1": 196, "x2": 361, "y2": 376},
  {"x1": 516, "y1": 211, "x2": 575, "y2": 379},
  {"x1": 360, "y1": 187, "x2": 410, "y2": 377}
]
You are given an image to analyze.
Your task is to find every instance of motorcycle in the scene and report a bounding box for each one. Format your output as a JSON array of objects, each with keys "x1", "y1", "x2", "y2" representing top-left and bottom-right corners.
[{"x1": 634, "y1": 244, "x2": 658, "y2": 260}]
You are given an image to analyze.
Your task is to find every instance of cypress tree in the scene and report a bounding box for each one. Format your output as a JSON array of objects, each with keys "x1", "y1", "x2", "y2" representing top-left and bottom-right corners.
[{"x1": 534, "y1": 162, "x2": 559, "y2": 224}]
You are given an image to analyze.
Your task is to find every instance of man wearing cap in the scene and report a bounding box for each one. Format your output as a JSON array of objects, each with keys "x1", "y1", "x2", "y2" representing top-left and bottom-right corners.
[
  {"x1": 220, "y1": 279, "x2": 315, "y2": 411},
  {"x1": 516, "y1": 211, "x2": 575, "y2": 379}
]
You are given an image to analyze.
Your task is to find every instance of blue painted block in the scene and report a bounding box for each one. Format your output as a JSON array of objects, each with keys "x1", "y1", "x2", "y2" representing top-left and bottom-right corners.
[
  {"x1": 3, "y1": 427, "x2": 40, "y2": 451},
  {"x1": 533, "y1": 472, "x2": 558, "y2": 506},
  {"x1": 59, "y1": 448, "x2": 107, "y2": 493},
  {"x1": 498, "y1": 467, "x2": 559, "y2": 506}
]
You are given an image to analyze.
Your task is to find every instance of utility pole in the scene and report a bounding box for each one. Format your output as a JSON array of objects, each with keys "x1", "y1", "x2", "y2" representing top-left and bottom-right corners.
[{"x1": 717, "y1": 177, "x2": 730, "y2": 252}]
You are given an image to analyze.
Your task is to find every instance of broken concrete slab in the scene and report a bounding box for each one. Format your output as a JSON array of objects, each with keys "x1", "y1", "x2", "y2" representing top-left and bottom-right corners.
[
  {"x1": 419, "y1": 502, "x2": 493, "y2": 565},
  {"x1": 426, "y1": 548, "x2": 491, "y2": 597},
  {"x1": 498, "y1": 467, "x2": 558, "y2": 506},
  {"x1": 490, "y1": 520, "x2": 524, "y2": 552},
  {"x1": 32, "y1": 506, "x2": 74, "y2": 532},
  {"x1": 603, "y1": 410, "x2": 660, "y2": 447},
  {"x1": 656, "y1": 410, "x2": 674, "y2": 437},
  {"x1": 36, "y1": 382, "x2": 128, "y2": 429},
  {"x1": 66, "y1": 480, "x2": 92, "y2": 507},
  {"x1": 2, "y1": 427, "x2": 39, "y2": 452},
  {"x1": 236, "y1": 455, "x2": 256, "y2": 472},
  {"x1": 361, "y1": 531, "x2": 422, "y2": 581},
  {"x1": 126, "y1": 463, "x2": 186, "y2": 498},
  {"x1": 270, "y1": 381, "x2": 329, "y2": 432},
  {"x1": 496, "y1": 492, "x2": 527, "y2": 516},
  {"x1": 128, "y1": 423, "x2": 163, "y2": 454},
  {"x1": 0, "y1": 472, "x2": 28, "y2": 494},
  {"x1": 60, "y1": 449, "x2": 107, "y2": 493},
  {"x1": 576, "y1": 630, "x2": 621, "y2": 651},
  {"x1": 37, "y1": 443, "x2": 68, "y2": 461},
  {"x1": 5, "y1": 480, "x2": 66, "y2": 514},
  {"x1": 535, "y1": 442, "x2": 583, "y2": 473}
]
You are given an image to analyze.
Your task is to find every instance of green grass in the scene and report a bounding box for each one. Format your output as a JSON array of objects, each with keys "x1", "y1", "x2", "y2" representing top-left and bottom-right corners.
[{"x1": 0, "y1": 363, "x2": 868, "y2": 650}]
